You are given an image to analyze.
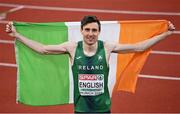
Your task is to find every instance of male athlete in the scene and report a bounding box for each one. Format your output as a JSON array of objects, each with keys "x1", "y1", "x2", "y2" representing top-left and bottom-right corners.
[{"x1": 6, "y1": 16, "x2": 175, "y2": 113}]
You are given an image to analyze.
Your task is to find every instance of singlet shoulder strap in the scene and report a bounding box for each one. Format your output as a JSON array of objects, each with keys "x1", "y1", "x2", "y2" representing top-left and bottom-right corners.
[
  {"x1": 75, "y1": 41, "x2": 83, "y2": 55},
  {"x1": 97, "y1": 40, "x2": 104, "y2": 51},
  {"x1": 77, "y1": 41, "x2": 83, "y2": 49}
]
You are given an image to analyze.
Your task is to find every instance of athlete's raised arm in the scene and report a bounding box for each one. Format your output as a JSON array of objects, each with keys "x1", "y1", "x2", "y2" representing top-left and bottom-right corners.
[
  {"x1": 107, "y1": 21, "x2": 175, "y2": 54},
  {"x1": 5, "y1": 22, "x2": 75, "y2": 55}
]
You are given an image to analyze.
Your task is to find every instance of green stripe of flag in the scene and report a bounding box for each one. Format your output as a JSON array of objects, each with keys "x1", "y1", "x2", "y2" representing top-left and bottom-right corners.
[{"x1": 14, "y1": 22, "x2": 70, "y2": 106}]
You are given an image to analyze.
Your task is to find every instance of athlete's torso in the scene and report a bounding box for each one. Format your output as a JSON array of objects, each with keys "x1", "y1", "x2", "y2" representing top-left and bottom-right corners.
[{"x1": 72, "y1": 40, "x2": 111, "y2": 112}]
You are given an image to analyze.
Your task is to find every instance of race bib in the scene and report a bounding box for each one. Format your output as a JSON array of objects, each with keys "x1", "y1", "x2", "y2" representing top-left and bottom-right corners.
[{"x1": 78, "y1": 74, "x2": 104, "y2": 96}]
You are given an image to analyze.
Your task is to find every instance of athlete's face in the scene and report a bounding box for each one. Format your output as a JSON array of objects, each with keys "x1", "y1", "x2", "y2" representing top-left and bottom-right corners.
[{"x1": 81, "y1": 22, "x2": 100, "y2": 45}]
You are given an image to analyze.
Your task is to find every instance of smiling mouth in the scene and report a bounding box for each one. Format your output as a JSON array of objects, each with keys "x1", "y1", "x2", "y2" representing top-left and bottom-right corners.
[{"x1": 87, "y1": 37, "x2": 94, "y2": 41}]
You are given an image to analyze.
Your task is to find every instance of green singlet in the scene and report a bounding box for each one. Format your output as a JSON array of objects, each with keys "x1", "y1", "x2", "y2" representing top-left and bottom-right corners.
[{"x1": 72, "y1": 40, "x2": 111, "y2": 112}]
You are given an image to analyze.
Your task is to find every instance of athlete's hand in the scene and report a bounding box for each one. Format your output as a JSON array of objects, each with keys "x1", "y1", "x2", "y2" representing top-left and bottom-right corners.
[
  {"x1": 168, "y1": 21, "x2": 175, "y2": 31},
  {"x1": 166, "y1": 21, "x2": 175, "y2": 35},
  {"x1": 5, "y1": 21, "x2": 17, "y2": 37}
]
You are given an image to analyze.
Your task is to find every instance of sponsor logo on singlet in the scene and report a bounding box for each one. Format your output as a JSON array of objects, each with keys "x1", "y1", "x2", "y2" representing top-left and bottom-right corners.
[{"x1": 78, "y1": 74, "x2": 104, "y2": 96}]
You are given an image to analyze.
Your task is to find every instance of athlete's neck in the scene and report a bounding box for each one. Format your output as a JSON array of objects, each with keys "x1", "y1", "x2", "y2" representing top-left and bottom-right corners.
[{"x1": 83, "y1": 41, "x2": 98, "y2": 56}]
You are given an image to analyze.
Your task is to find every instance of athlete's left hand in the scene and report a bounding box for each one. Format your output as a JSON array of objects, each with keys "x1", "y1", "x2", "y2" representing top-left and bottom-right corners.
[{"x1": 168, "y1": 21, "x2": 175, "y2": 31}]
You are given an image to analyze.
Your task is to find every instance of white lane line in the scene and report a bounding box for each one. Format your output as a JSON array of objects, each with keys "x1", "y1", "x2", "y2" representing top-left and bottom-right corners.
[
  {"x1": 5, "y1": 5, "x2": 24, "y2": 13},
  {"x1": 151, "y1": 50, "x2": 180, "y2": 56},
  {"x1": 1, "y1": 62, "x2": 179, "y2": 81},
  {"x1": 173, "y1": 31, "x2": 180, "y2": 34},
  {"x1": 0, "y1": 3, "x2": 180, "y2": 16},
  {"x1": 0, "y1": 40, "x2": 180, "y2": 55},
  {"x1": 0, "y1": 40, "x2": 14, "y2": 44},
  {"x1": 0, "y1": 6, "x2": 24, "y2": 20},
  {"x1": 0, "y1": 63, "x2": 17, "y2": 67},
  {"x1": 0, "y1": 20, "x2": 9, "y2": 23},
  {"x1": 139, "y1": 74, "x2": 180, "y2": 80}
]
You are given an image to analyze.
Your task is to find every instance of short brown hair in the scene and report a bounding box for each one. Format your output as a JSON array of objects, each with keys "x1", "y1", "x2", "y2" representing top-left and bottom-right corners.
[{"x1": 81, "y1": 15, "x2": 101, "y2": 31}]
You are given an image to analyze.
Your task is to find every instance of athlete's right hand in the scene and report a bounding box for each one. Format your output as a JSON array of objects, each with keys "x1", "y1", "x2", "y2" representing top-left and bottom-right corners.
[{"x1": 5, "y1": 21, "x2": 17, "y2": 37}]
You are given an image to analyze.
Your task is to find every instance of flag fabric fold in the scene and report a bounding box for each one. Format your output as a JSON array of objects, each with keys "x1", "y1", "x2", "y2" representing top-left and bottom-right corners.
[{"x1": 14, "y1": 20, "x2": 167, "y2": 106}]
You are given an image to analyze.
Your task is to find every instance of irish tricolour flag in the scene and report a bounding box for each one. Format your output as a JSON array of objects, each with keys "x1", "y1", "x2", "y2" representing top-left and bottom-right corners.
[{"x1": 14, "y1": 20, "x2": 167, "y2": 106}]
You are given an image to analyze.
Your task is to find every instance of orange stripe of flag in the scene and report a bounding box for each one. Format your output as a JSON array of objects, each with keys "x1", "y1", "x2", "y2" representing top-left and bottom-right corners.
[{"x1": 115, "y1": 20, "x2": 168, "y2": 93}]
